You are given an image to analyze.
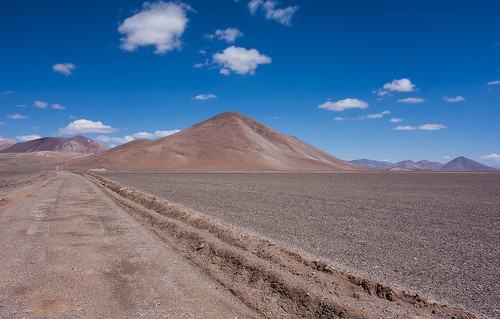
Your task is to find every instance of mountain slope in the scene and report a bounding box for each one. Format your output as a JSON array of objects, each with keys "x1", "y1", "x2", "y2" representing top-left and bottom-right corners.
[
  {"x1": 1, "y1": 135, "x2": 108, "y2": 154},
  {"x1": 72, "y1": 111, "x2": 370, "y2": 171},
  {"x1": 441, "y1": 156, "x2": 499, "y2": 172},
  {"x1": 0, "y1": 139, "x2": 15, "y2": 151}
]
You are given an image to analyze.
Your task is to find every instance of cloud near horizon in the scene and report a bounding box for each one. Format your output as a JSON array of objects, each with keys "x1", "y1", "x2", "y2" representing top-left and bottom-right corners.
[
  {"x1": 52, "y1": 63, "x2": 76, "y2": 75},
  {"x1": 248, "y1": 0, "x2": 298, "y2": 26},
  {"x1": 213, "y1": 46, "x2": 271, "y2": 75},
  {"x1": 480, "y1": 153, "x2": 500, "y2": 161},
  {"x1": 52, "y1": 104, "x2": 66, "y2": 109},
  {"x1": 394, "y1": 124, "x2": 446, "y2": 131},
  {"x1": 318, "y1": 98, "x2": 368, "y2": 112},
  {"x1": 16, "y1": 135, "x2": 42, "y2": 142},
  {"x1": 96, "y1": 130, "x2": 180, "y2": 145},
  {"x1": 118, "y1": 1, "x2": 191, "y2": 54},
  {"x1": 59, "y1": 119, "x2": 117, "y2": 135},
  {"x1": 204, "y1": 27, "x2": 243, "y2": 43}
]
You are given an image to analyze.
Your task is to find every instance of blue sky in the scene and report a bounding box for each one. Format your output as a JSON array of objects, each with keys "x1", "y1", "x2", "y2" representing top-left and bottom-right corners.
[{"x1": 1, "y1": 0, "x2": 499, "y2": 165}]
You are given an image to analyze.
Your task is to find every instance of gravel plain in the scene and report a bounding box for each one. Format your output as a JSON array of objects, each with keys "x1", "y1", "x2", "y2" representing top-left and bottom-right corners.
[{"x1": 97, "y1": 170, "x2": 500, "y2": 318}]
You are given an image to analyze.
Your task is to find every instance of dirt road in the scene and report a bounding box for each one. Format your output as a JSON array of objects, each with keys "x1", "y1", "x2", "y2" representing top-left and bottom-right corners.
[{"x1": 0, "y1": 171, "x2": 258, "y2": 318}]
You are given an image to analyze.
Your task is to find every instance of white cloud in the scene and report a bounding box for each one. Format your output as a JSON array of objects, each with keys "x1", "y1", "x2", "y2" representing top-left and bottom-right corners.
[
  {"x1": 443, "y1": 96, "x2": 465, "y2": 102},
  {"x1": 394, "y1": 125, "x2": 416, "y2": 130},
  {"x1": 487, "y1": 80, "x2": 500, "y2": 85},
  {"x1": 3, "y1": 91, "x2": 13, "y2": 94},
  {"x1": 334, "y1": 117, "x2": 347, "y2": 121},
  {"x1": 366, "y1": 113, "x2": 383, "y2": 119},
  {"x1": 52, "y1": 103, "x2": 66, "y2": 109},
  {"x1": 193, "y1": 58, "x2": 209, "y2": 68},
  {"x1": 390, "y1": 117, "x2": 403, "y2": 123},
  {"x1": 381, "y1": 110, "x2": 391, "y2": 115},
  {"x1": 418, "y1": 124, "x2": 446, "y2": 130},
  {"x1": 16, "y1": 105, "x2": 26, "y2": 108},
  {"x1": 205, "y1": 27, "x2": 243, "y2": 43},
  {"x1": 0, "y1": 122, "x2": 3, "y2": 126},
  {"x1": 34, "y1": 101, "x2": 48, "y2": 108},
  {"x1": 248, "y1": 0, "x2": 298, "y2": 26},
  {"x1": 397, "y1": 97, "x2": 425, "y2": 103},
  {"x1": 118, "y1": 1, "x2": 191, "y2": 54},
  {"x1": 481, "y1": 153, "x2": 500, "y2": 161},
  {"x1": 69, "y1": 115, "x2": 77, "y2": 119},
  {"x1": 442, "y1": 155, "x2": 451, "y2": 160},
  {"x1": 375, "y1": 78, "x2": 416, "y2": 97},
  {"x1": 318, "y1": 98, "x2": 368, "y2": 111},
  {"x1": 59, "y1": 119, "x2": 117, "y2": 135},
  {"x1": 16, "y1": 135, "x2": 41, "y2": 142},
  {"x1": 97, "y1": 130, "x2": 179, "y2": 145},
  {"x1": 213, "y1": 46, "x2": 271, "y2": 75},
  {"x1": 52, "y1": 63, "x2": 76, "y2": 75},
  {"x1": 192, "y1": 93, "x2": 217, "y2": 100},
  {"x1": 7, "y1": 113, "x2": 28, "y2": 119}
]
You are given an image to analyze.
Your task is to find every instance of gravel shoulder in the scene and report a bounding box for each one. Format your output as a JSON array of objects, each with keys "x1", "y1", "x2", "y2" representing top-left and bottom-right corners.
[
  {"x1": 0, "y1": 171, "x2": 258, "y2": 318},
  {"x1": 95, "y1": 170, "x2": 500, "y2": 319}
]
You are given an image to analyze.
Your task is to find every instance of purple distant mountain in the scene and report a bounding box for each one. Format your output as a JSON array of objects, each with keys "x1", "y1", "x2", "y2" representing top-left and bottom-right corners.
[
  {"x1": 349, "y1": 156, "x2": 498, "y2": 172},
  {"x1": 0, "y1": 135, "x2": 108, "y2": 154}
]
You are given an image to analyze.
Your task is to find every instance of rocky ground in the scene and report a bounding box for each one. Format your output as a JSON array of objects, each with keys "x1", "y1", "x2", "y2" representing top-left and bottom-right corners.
[{"x1": 96, "y1": 170, "x2": 500, "y2": 319}]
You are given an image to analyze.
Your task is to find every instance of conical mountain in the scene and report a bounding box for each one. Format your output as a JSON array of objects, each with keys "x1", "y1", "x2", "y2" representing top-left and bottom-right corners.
[
  {"x1": 441, "y1": 156, "x2": 498, "y2": 172},
  {"x1": 72, "y1": 111, "x2": 370, "y2": 170},
  {"x1": 1, "y1": 135, "x2": 109, "y2": 154}
]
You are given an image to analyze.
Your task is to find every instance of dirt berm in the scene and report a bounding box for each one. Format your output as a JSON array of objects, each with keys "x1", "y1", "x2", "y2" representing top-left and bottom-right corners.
[{"x1": 78, "y1": 171, "x2": 481, "y2": 319}]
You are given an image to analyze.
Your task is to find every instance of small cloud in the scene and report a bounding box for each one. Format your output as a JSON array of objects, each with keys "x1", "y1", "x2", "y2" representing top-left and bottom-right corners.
[
  {"x1": 318, "y1": 98, "x2": 368, "y2": 111},
  {"x1": 0, "y1": 122, "x2": 4, "y2": 126},
  {"x1": 334, "y1": 117, "x2": 348, "y2": 121},
  {"x1": 265, "y1": 116, "x2": 279, "y2": 120},
  {"x1": 192, "y1": 93, "x2": 217, "y2": 100},
  {"x1": 16, "y1": 104, "x2": 26, "y2": 108},
  {"x1": 3, "y1": 91, "x2": 13, "y2": 94},
  {"x1": 118, "y1": 1, "x2": 191, "y2": 54},
  {"x1": 51, "y1": 103, "x2": 66, "y2": 109},
  {"x1": 248, "y1": 0, "x2": 298, "y2": 26},
  {"x1": 7, "y1": 113, "x2": 28, "y2": 119},
  {"x1": 59, "y1": 119, "x2": 117, "y2": 135},
  {"x1": 16, "y1": 135, "x2": 41, "y2": 142},
  {"x1": 488, "y1": 80, "x2": 500, "y2": 85},
  {"x1": 394, "y1": 125, "x2": 416, "y2": 130},
  {"x1": 34, "y1": 101, "x2": 48, "y2": 108},
  {"x1": 205, "y1": 27, "x2": 243, "y2": 43},
  {"x1": 381, "y1": 110, "x2": 391, "y2": 115},
  {"x1": 213, "y1": 46, "x2": 271, "y2": 75},
  {"x1": 52, "y1": 63, "x2": 76, "y2": 75},
  {"x1": 480, "y1": 153, "x2": 500, "y2": 161},
  {"x1": 69, "y1": 115, "x2": 77, "y2": 119},
  {"x1": 375, "y1": 78, "x2": 416, "y2": 97},
  {"x1": 418, "y1": 124, "x2": 446, "y2": 130},
  {"x1": 366, "y1": 113, "x2": 383, "y2": 119},
  {"x1": 193, "y1": 58, "x2": 209, "y2": 68},
  {"x1": 442, "y1": 155, "x2": 451, "y2": 160},
  {"x1": 443, "y1": 96, "x2": 465, "y2": 102},
  {"x1": 397, "y1": 97, "x2": 425, "y2": 103},
  {"x1": 390, "y1": 117, "x2": 403, "y2": 123}
]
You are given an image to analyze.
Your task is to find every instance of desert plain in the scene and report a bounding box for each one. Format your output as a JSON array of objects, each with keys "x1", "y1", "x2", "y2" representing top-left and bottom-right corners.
[{"x1": 0, "y1": 168, "x2": 498, "y2": 318}]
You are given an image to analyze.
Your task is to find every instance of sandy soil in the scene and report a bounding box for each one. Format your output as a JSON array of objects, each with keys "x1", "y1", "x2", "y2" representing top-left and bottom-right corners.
[
  {"x1": 0, "y1": 171, "x2": 258, "y2": 318},
  {"x1": 96, "y1": 170, "x2": 499, "y2": 319}
]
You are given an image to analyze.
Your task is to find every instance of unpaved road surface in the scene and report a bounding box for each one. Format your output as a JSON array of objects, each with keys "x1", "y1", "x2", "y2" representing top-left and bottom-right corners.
[
  {"x1": 0, "y1": 171, "x2": 258, "y2": 318},
  {"x1": 97, "y1": 170, "x2": 500, "y2": 319}
]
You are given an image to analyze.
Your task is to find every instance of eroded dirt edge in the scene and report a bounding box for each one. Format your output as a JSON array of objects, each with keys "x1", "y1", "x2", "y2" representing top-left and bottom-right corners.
[{"x1": 78, "y1": 171, "x2": 481, "y2": 319}]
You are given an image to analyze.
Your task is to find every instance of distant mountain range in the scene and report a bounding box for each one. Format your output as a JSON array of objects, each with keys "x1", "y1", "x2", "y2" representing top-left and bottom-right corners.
[
  {"x1": 349, "y1": 156, "x2": 498, "y2": 172},
  {"x1": 0, "y1": 135, "x2": 108, "y2": 154}
]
